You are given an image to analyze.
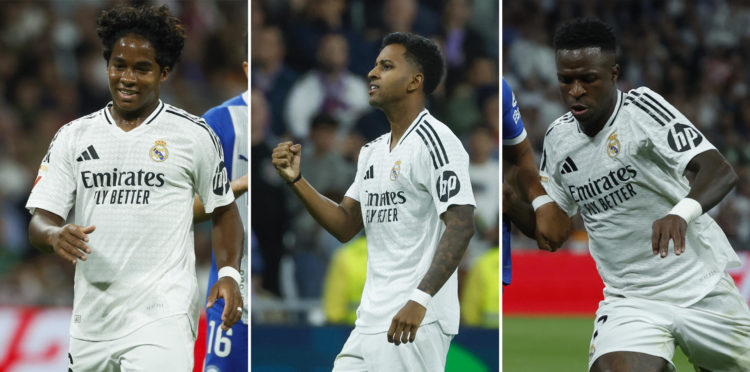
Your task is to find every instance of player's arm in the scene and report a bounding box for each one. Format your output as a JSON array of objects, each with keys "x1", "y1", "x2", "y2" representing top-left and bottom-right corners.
[
  {"x1": 652, "y1": 149, "x2": 737, "y2": 257},
  {"x1": 505, "y1": 137, "x2": 571, "y2": 251},
  {"x1": 271, "y1": 141, "x2": 363, "y2": 242},
  {"x1": 387, "y1": 204, "x2": 474, "y2": 346},
  {"x1": 193, "y1": 174, "x2": 248, "y2": 223},
  {"x1": 28, "y1": 208, "x2": 95, "y2": 265},
  {"x1": 206, "y1": 201, "x2": 244, "y2": 331},
  {"x1": 503, "y1": 163, "x2": 535, "y2": 239}
]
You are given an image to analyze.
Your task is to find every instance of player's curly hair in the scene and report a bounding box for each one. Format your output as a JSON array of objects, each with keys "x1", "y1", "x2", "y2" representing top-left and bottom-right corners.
[
  {"x1": 553, "y1": 18, "x2": 616, "y2": 53},
  {"x1": 382, "y1": 32, "x2": 445, "y2": 95},
  {"x1": 96, "y1": 4, "x2": 185, "y2": 71}
]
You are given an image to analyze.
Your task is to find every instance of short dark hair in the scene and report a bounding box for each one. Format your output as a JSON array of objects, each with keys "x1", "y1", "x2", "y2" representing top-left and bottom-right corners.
[
  {"x1": 97, "y1": 5, "x2": 186, "y2": 71},
  {"x1": 381, "y1": 32, "x2": 445, "y2": 95},
  {"x1": 553, "y1": 18, "x2": 616, "y2": 53}
]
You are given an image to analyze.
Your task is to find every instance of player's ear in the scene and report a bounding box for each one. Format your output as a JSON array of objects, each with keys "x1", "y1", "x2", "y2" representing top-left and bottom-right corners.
[
  {"x1": 407, "y1": 72, "x2": 423, "y2": 93},
  {"x1": 611, "y1": 64, "x2": 620, "y2": 82},
  {"x1": 160, "y1": 67, "x2": 170, "y2": 82}
]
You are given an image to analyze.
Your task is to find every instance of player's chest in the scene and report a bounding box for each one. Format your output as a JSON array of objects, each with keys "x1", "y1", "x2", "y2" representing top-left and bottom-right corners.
[
  {"x1": 557, "y1": 127, "x2": 637, "y2": 179},
  {"x1": 358, "y1": 147, "x2": 428, "y2": 207},
  {"x1": 557, "y1": 128, "x2": 644, "y2": 213},
  {"x1": 71, "y1": 131, "x2": 194, "y2": 188}
]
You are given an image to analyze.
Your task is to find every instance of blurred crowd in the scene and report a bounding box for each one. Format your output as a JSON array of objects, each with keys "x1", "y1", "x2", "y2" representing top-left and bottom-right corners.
[
  {"x1": 250, "y1": 0, "x2": 499, "y2": 328},
  {"x1": 0, "y1": 0, "x2": 247, "y2": 306},
  {"x1": 504, "y1": 0, "x2": 750, "y2": 251}
]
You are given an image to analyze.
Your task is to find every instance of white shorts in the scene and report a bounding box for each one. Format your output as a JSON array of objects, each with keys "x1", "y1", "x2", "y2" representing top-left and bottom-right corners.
[
  {"x1": 588, "y1": 272, "x2": 750, "y2": 371},
  {"x1": 333, "y1": 322, "x2": 453, "y2": 372},
  {"x1": 68, "y1": 314, "x2": 195, "y2": 372}
]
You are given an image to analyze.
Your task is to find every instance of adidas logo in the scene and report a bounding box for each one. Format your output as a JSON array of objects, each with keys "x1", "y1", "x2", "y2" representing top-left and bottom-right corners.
[
  {"x1": 364, "y1": 165, "x2": 374, "y2": 180},
  {"x1": 76, "y1": 145, "x2": 100, "y2": 162},
  {"x1": 560, "y1": 156, "x2": 578, "y2": 174}
]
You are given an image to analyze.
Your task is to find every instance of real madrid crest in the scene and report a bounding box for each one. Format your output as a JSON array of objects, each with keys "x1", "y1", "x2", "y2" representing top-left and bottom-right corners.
[
  {"x1": 390, "y1": 160, "x2": 401, "y2": 181},
  {"x1": 607, "y1": 133, "x2": 620, "y2": 158},
  {"x1": 150, "y1": 139, "x2": 168, "y2": 162}
]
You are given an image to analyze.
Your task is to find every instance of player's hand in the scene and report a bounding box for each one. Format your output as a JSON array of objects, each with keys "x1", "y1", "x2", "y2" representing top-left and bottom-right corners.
[
  {"x1": 206, "y1": 277, "x2": 243, "y2": 331},
  {"x1": 387, "y1": 300, "x2": 426, "y2": 346},
  {"x1": 271, "y1": 141, "x2": 301, "y2": 183},
  {"x1": 535, "y1": 202, "x2": 570, "y2": 252},
  {"x1": 50, "y1": 224, "x2": 95, "y2": 264},
  {"x1": 651, "y1": 215, "x2": 687, "y2": 258}
]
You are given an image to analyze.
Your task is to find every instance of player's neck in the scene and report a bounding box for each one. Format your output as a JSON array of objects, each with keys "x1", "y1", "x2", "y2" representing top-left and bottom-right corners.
[
  {"x1": 109, "y1": 101, "x2": 160, "y2": 132},
  {"x1": 383, "y1": 102, "x2": 424, "y2": 150},
  {"x1": 581, "y1": 99, "x2": 617, "y2": 137},
  {"x1": 580, "y1": 119, "x2": 606, "y2": 137}
]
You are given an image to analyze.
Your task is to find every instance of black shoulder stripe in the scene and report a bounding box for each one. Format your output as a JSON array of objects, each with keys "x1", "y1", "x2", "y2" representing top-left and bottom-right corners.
[
  {"x1": 416, "y1": 129, "x2": 439, "y2": 169},
  {"x1": 642, "y1": 92, "x2": 676, "y2": 120},
  {"x1": 166, "y1": 109, "x2": 222, "y2": 155},
  {"x1": 422, "y1": 120, "x2": 449, "y2": 165},
  {"x1": 545, "y1": 120, "x2": 565, "y2": 137},
  {"x1": 626, "y1": 96, "x2": 666, "y2": 126},
  {"x1": 399, "y1": 111, "x2": 429, "y2": 145},
  {"x1": 637, "y1": 97, "x2": 670, "y2": 123},
  {"x1": 417, "y1": 126, "x2": 444, "y2": 167}
]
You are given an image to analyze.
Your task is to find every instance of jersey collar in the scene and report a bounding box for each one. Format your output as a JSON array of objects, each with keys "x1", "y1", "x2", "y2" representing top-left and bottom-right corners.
[
  {"x1": 575, "y1": 90, "x2": 623, "y2": 135},
  {"x1": 102, "y1": 100, "x2": 165, "y2": 129},
  {"x1": 391, "y1": 108, "x2": 430, "y2": 147},
  {"x1": 603, "y1": 90, "x2": 624, "y2": 129}
]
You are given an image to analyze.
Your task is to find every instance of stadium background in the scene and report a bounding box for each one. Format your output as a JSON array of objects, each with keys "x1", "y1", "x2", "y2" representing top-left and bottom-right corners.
[
  {"x1": 250, "y1": 0, "x2": 499, "y2": 370},
  {"x1": 0, "y1": 0, "x2": 247, "y2": 371},
  {"x1": 504, "y1": 1, "x2": 750, "y2": 371}
]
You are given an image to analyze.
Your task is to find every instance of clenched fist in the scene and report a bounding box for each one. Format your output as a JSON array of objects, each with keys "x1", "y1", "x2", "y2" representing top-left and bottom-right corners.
[{"x1": 271, "y1": 141, "x2": 302, "y2": 183}]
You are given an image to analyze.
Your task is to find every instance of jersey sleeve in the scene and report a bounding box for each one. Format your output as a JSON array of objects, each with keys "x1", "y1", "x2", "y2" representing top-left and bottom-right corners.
[
  {"x1": 26, "y1": 123, "x2": 77, "y2": 219},
  {"x1": 417, "y1": 125, "x2": 476, "y2": 215},
  {"x1": 202, "y1": 107, "x2": 236, "y2": 180},
  {"x1": 628, "y1": 87, "x2": 716, "y2": 177},
  {"x1": 193, "y1": 121, "x2": 235, "y2": 213},
  {"x1": 539, "y1": 131, "x2": 579, "y2": 217},
  {"x1": 502, "y1": 78, "x2": 527, "y2": 146}
]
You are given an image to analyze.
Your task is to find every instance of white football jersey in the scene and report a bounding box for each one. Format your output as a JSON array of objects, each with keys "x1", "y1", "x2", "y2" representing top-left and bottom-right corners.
[
  {"x1": 540, "y1": 87, "x2": 741, "y2": 306},
  {"x1": 345, "y1": 109, "x2": 476, "y2": 335},
  {"x1": 26, "y1": 101, "x2": 234, "y2": 341}
]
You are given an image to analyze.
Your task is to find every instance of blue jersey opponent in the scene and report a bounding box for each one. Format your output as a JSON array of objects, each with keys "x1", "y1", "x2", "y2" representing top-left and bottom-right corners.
[
  {"x1": 502, "y1": 78, "x2": 526, "y2": 286},
  {"x1": 202, "y1": 91, "x2": 249, "y2": 372}
]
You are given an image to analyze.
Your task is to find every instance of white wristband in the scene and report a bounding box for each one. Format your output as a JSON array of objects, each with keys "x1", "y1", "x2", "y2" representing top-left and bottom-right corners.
[
  {"x1": 531, "y1": 195, "x2": 554, "y2": 211},
  {"x1": 218, "y1": 266, "x2": 242, "y2": 285},
  {"x1": 409, "y1": 289, "x2": 432, "y2": 308},
  {"x1": 668, "y1": 198, "x2": 703, "y2": 224}
]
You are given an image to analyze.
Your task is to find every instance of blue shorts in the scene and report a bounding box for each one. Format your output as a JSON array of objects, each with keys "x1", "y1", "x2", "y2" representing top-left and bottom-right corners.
[{"x1": 203, "y1": 305, "x2": 248, "y2": 372}]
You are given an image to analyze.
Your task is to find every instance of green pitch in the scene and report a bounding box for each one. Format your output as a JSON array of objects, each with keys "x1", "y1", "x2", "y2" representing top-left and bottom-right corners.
[{"x1": 503, "y1": 316, "x2": 693, "y2": 371}]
